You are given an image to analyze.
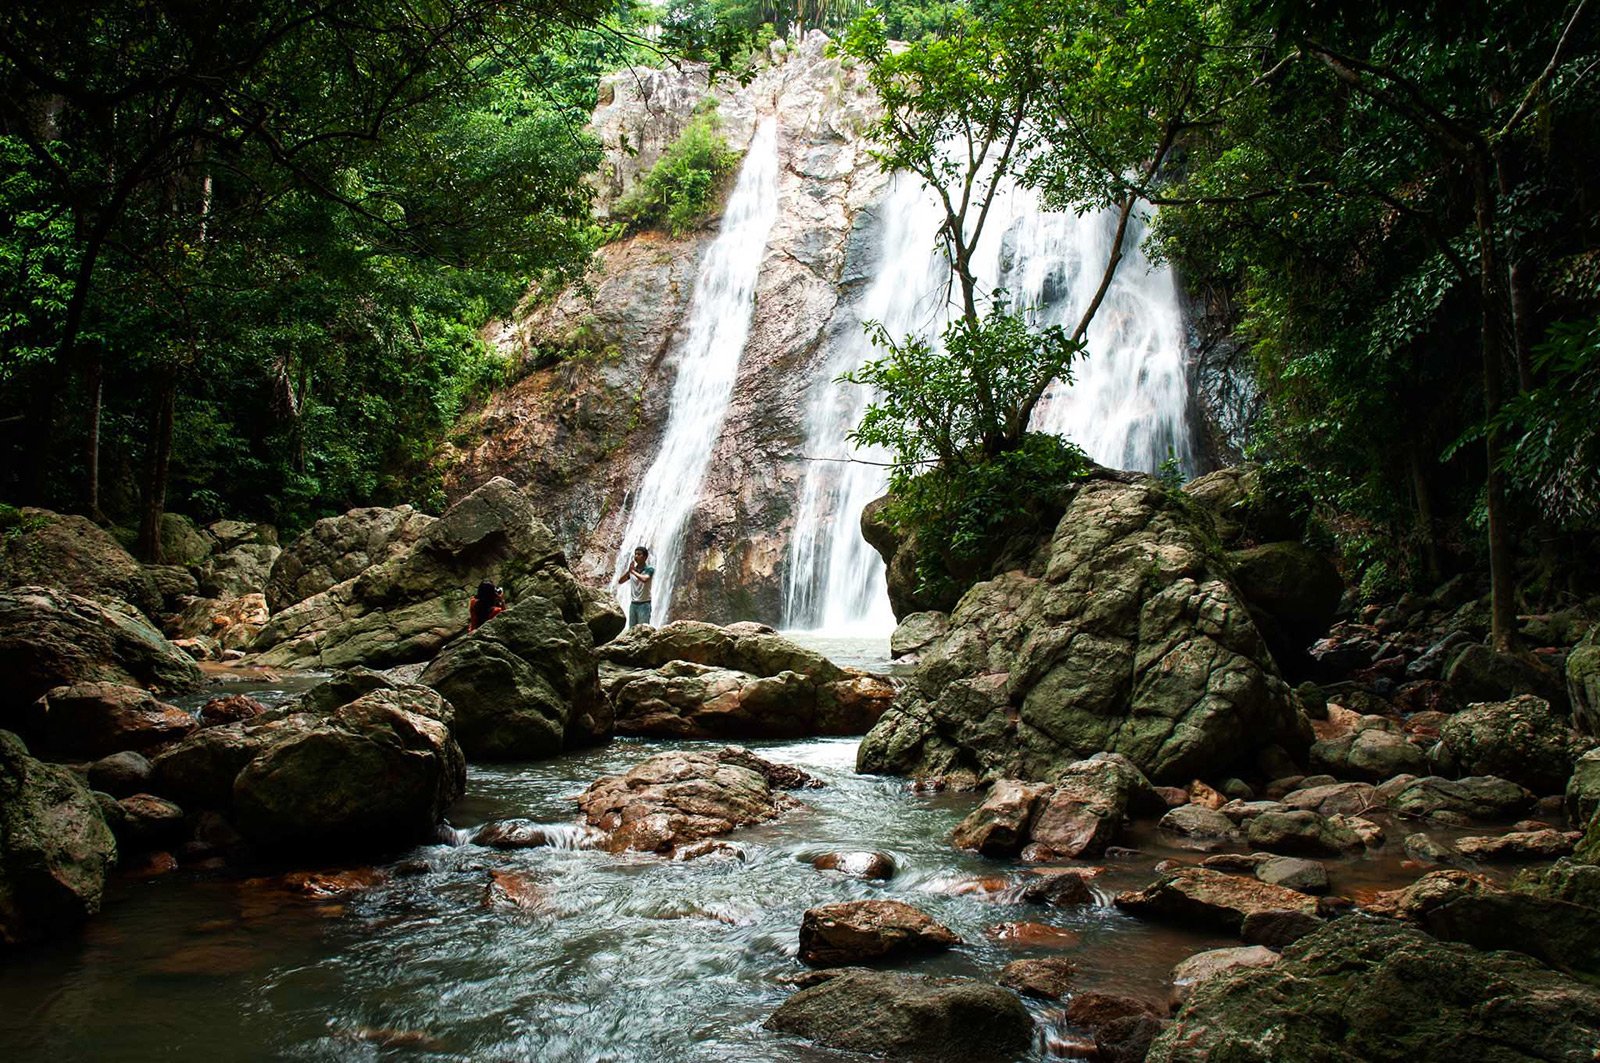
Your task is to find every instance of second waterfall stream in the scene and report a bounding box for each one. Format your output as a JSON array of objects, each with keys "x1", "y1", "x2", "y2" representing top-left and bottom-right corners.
[{"x1": 614, "y1": 117, "x2": 781, "y2": 623}]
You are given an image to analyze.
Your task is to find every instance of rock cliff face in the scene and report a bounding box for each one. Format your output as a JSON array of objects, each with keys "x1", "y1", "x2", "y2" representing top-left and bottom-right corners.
[{"x1": 442, "y1": 33, "x2": 889, "y2": 624}]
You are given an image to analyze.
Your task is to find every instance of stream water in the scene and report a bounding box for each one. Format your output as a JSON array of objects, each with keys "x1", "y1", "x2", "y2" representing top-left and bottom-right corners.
[{"x1": 0, "y1": 639, "x2": 1548, "y2": 1062}]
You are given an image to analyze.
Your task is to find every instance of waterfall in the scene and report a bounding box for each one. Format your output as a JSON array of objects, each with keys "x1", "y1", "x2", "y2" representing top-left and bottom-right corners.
[
  {"x1": 614, "y1": 117, "x2": 781, "y2": 624},
  {"x1": 784, "y1": 176, "x2": 1193, "y2": 632},
  {"x1": 783, "y1": 174, "x2": 950, "y2": 632}
]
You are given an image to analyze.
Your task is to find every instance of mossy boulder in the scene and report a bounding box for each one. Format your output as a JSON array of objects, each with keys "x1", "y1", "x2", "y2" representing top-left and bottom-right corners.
[
  {"x1": 250, "y1": 478, "x2": 602, "y2": 668},
  {"x1": 1, "y1": 729, "x2": 117, "y2": 946},
  {"x1": 765, "y1": 968, "x2": 1033, "y2": 1063},
  {"x1": 858, "y1": 478, "x2": 1308, "y2": 785},
  {"x1": 1146, "y1": 917, "x2": 1600, "y2": 1062},
  {"x1": 0, "y1": 508, "x2": 159, "y2": 617},
  {"x1": 420, "y1": 593, "x2": 607, "y2": 758},
  {"x1": 0, "y1": 587, "x2": 203, "y2": 725},
  {"x1": 1434, "y1": 695, "x2": 1580, "y2": 794}
]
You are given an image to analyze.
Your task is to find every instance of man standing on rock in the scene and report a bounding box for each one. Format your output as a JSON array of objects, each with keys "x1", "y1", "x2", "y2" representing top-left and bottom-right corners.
[{"x1": 618, "y1": 546, "x2": 654, "y2": 627}]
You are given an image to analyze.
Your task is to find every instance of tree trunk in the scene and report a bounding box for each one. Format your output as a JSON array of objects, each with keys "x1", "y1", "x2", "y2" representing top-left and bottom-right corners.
[
  {"x1": 85, "y1": 347, "x2": 103, "y2": 522},
  {"x1": 1409, "y1": 445, "x2": 1441, "y2": 585},
  {"x1": 136, "y1": 368, "x2": 176, "y2": 564},
  {"x1": 1472, "y1": 152, "x2": 1518, "y2": 652},
  {"x1": 1494, "y1": 148, "x2": 1537, "y2": 392}
]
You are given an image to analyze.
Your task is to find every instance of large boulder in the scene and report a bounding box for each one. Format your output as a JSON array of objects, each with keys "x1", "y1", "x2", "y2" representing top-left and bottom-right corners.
[
  {"x1": 598, "y1": 621, "x2": 892, "y2": 739},
  {"x1": 858, "y1": 478, "x2": 1310, "y2": 785},
  {"x1": 27, "y1": 682, "x2": 197, "y2": 759},
  {"x1": 0, "y1": 508, "x2": 159, "y2": 617},
  {"x1": 1568, "y1": 747, "x2": 1600, "y2": 823},
  {"x1": 157, "y1": 513, "x2": 213, "y2": 567},
  {"x1": 765, "y1": 969, "x2": 1034, "y2": 1063},
  {"x1": 1, "y1": 730, "x2": 117, "y2": 946},
  {"x1": 1444, "y1": 643, "x2": 1568, "y2": 712},
  {"x1": 197, "y1": 544, "x2": 280, "y2": 600},
  {"x1": 168, "y1": 593, "x2": 270, "y2": 651},
  {"x1": 1387, "y1": 775, "x2": 1535, "y2": 822},
  {"x1": 0, "y1": 587, "x2": 203, "y2": 725},
  {"x1": 1569, "y1": 627, "x2": 1600, "y2": 736},
  {"x1": 1226, "y1": 541, "x2": 1343, "y2": 673},
  {"x1": 1180, "y1": 463, "x2": 1305, "y2": 546},
  {"x1": 574, "y1": 746, "x2": 813, "y2": 854},
  {"x1": 1433, "y1": 695, "x2": 1579, "y2": 794},
  {"x1": 250, "y1": 478, "x2": 603, "y2": 668},
  {"x1": 1146, "y1": 917, "x2": 1600, "y2": 1062},
  {"x1": 230, "y1": 685, "x2": 463, "y2": 854},
  {"x1": 420, "y1": 593, "x2": 607, "y2": 758},
  {"x1": 147, "y1": 672, "x2": 463, "y2": 855},
  {"x1": 265, "y1": 504, "x2": 436, "y2": 612}
]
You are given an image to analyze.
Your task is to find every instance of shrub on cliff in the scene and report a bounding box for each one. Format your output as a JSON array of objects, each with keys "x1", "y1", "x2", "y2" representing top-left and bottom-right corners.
[{"x1": 614, "y1": 109, "x2": 740, "y2": 236}]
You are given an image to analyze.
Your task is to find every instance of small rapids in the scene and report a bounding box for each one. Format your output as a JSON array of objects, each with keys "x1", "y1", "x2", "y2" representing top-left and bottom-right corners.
[
  {"x1": 0, "y1": 733, "x2": 1237, "y2": 1062},
  {"x1": 0, "y1": 640, "x2": 1542, "y2": 1062}
]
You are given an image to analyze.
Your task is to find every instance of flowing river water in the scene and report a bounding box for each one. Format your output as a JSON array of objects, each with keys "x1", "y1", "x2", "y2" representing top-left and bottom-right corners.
[{"x1": 0, "y1": 637, "x2": 1542, "y2": 1062}]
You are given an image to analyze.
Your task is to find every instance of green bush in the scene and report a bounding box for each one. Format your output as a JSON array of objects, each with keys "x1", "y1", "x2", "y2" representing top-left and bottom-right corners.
[
  {"x1": 614, "y1": 109, "x2": 739, "y2": 236},
  {"x1": 882, "y1": 432, "x2": 1090, "y2": 602}
]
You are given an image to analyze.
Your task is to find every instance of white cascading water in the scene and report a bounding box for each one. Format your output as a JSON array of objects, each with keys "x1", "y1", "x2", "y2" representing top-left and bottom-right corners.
[
  {"x1": 614, "y1": 117, "x2": 780, "y2": 624},
  {"x1": 784, "y1": 175, "x2": 1194, "y2": 632},
  {"x1": 783, "y1": 173, "x2": 950, "y2": 632}
]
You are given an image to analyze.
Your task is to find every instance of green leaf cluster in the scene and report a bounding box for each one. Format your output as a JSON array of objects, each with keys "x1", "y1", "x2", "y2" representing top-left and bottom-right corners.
[{"x1": 614, "y1": 109, "x2": 741, "y2": 236}]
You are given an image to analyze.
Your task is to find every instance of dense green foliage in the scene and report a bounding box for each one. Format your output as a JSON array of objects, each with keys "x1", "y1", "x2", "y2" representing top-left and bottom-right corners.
[
  {"x1": 0, "y1": 0, "x2": 630, "y2": 550},
  {"x1": 613, "y1": 108, "x2": 741, "y2": 235},
  {"x1": 1149, "y1": 0, "x2": 1600, "y2": 627},
  {"x1": 837, "y1": 0, "x2": 1600, "y2": 638},
  {"x1": 877, "y1": 432, "x2": 1088, "y2": 601}
]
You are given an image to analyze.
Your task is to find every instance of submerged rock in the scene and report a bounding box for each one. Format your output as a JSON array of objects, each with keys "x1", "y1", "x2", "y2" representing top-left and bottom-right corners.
[
  {"x1": 765, "y1": 968, "x2": 1033, "y2": 1062},
  {"x1": 858, "y1": 478, "x2": 1309, "y2": 785},
  {"x1": 0, "y1": 587, "x2": 203, "y2": 723},
  {"x1": 575, "y1": 746, "x2": 813, "y2": 854},
  {"x1": 1, "y1": 730, "x2": 117, "y2": 946},
  {"x1": 798, "y1": 899, "x2": 959, "y2": 966},
  {"x1": 1148, "y1": 917, "x2": 1600, "y2": 1062}
]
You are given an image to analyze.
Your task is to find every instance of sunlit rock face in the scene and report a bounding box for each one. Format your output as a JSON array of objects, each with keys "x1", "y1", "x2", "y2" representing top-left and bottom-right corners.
[{"x1": 443, "y1": 33, "x2": 889, "y2": 626}]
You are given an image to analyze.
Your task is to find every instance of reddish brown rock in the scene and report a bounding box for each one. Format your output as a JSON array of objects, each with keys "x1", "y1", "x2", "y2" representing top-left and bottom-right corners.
[
  {"x1": 576, "y1": 746, "x2": 812, "y2": 854},
  {"x1": 999, "y1": 956, "x2": 1076, "y2": 998},
  {"x1": 484, "y1": 870, "x2": 544, "y2": 910},
  {"x1": 198, "y1": 694, "x2": 267, "y2": 727},
  {"x1": 798, "y1": 899, "x2": 960, "y2": 967},
  {"x1": 950, "y1": 779, "x2": 1051, "y2": 855},
  {"x1": 1064, "y1": 991, "x2": 1163, "y2": 1028},
  {"x1": 984, "y1": 921, "x2": 1081, "y2": 948},
  {"x1": 31, "y1": 681, "x2": 197, "y2": 758},
  {"x1": 1114, "y1": 867, "x2": 1321, "y2": 932}
]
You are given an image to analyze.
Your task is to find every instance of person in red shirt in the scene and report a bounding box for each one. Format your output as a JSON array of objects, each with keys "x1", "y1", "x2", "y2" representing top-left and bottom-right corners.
[{"x1": 468, "y1": 580, "x2": 505, "y2": 632}]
